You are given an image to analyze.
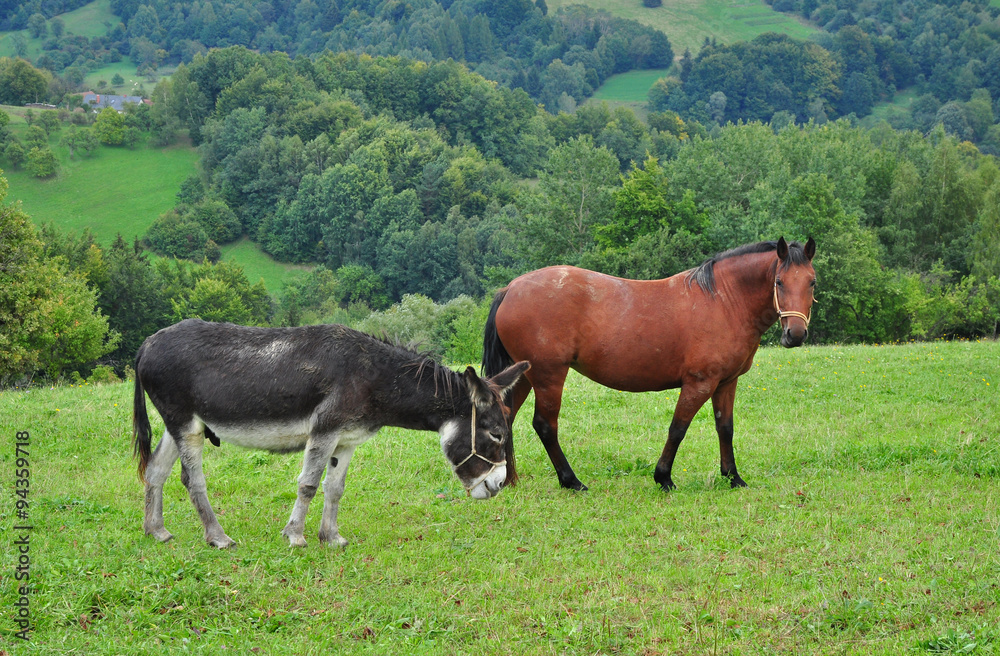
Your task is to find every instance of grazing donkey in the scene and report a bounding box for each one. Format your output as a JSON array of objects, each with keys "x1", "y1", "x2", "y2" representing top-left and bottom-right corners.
[{"x1": 133, "y1": 318, "x2": 529, "y2": 548}]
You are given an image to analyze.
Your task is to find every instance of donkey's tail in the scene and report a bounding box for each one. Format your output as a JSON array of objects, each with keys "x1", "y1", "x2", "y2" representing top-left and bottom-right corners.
[
  {"x1": 482, "y1": 288, "x2": 520, "y2": 486},
  {"x1": 132, "y1": 341, "x2": 153, "y2": 484}
]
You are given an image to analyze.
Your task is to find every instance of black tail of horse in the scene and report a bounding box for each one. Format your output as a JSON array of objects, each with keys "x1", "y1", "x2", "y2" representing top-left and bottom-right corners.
[
  {"x1": 133, "y1": 342, "x2": 152, "y2": 484},
  {"x1": 482, "y1": 288, "x2": 519, "y2": 486}
]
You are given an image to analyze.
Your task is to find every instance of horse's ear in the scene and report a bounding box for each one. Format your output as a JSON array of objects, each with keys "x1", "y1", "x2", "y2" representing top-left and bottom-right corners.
[
  {"x1": 805, "y1": 237, "x2": 816, "y2": 261},
  {"x1": 776, "y1": 236, "x2": 789, "y2": 261},
  {"x1": 463, "y1": 366, "x2": 493, "y2": 408},
  {"x1": 486, "y1": 360, "x2": 530, "y2": 395}
]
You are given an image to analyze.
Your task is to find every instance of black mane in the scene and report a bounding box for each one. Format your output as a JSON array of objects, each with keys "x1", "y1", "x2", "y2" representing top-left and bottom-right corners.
[{"x1": 686, "y1": 240, "x2": 810, "y2": 295}]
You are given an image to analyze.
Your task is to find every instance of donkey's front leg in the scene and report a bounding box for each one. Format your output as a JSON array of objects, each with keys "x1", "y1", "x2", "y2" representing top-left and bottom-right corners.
[
  {"x1": 318, "y1": 445, "x2": 357, "y2": 548},
  {"x1": 282, "y1": 434, "x2": 338, "y2": 547},
  {"x1": 143, "y1": 431, "x2": 180, "y2": 542},
  {"x1": 177, "y1": 433, "x2": 234, "y2": 548}
]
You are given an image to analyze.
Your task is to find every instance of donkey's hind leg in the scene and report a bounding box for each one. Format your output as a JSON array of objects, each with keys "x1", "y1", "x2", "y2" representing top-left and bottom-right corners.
[
  {"x1": 282, "y1": 433, "x2": 339, "y2": 547},
  {"x1": 176, "y1": 428, "x2": 234, "y2": 548},
  {"x1": 143, "y1": 430, "x2": 179, "y2": 542},
  {"x1": 317, "y1": 445, "x2": 358, "y2": 548}
]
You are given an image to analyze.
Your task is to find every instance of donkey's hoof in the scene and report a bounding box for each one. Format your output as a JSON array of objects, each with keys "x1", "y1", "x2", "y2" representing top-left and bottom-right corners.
[
  {"x1": 208, "y1": 534, "x2": 235, "y2": 549},
  {"x1": 282, "y1": 527, "x2": 308, "y2": 547},
  {"x1": 319, "y1": 533, "x2": 349, "y2": 548},
  {"x1": 146, "y1": 527, "x2": 174, "y2": 543}
]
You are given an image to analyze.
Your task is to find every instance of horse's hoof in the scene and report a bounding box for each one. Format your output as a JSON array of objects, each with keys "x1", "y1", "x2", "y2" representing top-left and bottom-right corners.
[
  {"x1": 729, "y1": 477, "x2": 747, "y2": 489},
  {"x1": 561, "y1": 480, "x2": 588, "y2": 491}
]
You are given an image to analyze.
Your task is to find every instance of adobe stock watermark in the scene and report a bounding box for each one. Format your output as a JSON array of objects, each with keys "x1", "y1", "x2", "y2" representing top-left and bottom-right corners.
[{"x1": 12, "y1": 430, "x2": 34, "y2": 641}]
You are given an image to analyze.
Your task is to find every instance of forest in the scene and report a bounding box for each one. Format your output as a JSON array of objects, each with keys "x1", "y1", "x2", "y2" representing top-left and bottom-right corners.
[{"x1": 1, "y1": 1, "x2": 1000, "y2": 384}]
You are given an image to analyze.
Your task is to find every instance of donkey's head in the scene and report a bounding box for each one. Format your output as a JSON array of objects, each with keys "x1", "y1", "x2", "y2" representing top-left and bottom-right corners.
[{"x1": 440, "y1": 361, "x2": 530, "y2": 499}]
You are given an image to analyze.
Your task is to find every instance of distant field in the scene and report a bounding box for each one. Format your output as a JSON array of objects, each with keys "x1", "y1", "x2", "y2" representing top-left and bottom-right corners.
[
  {"x1": 591, "y1": 68, "x2": 672, "y2": 103},
  {"x1": 2, "y1": 119, "x2": 198, "y2": 244},
  {"x1": 219, "y1": 237, "x2": 313, "y2": 292},
  {"x1": 0, "y1": 0, "x2": 118, "y2": 59},
  {"x1": 546, "y1": 0, "x2": 819, "y2": 56}
]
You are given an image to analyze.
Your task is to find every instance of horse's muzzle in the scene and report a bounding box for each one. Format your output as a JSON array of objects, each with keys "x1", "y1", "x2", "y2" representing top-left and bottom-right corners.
[{"x1": 780, "y1": 326, "x2": 808, "y2": 347}]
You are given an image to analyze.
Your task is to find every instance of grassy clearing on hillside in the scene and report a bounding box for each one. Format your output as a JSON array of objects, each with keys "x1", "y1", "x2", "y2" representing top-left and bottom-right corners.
[
  {"x1": 1, "y1": 340, "x2": 997, "y2": 654},
  {"x1": 0, "y1": 0, "x2": 118, "y2": 59},
  {"x1": 2, "y1": 133, "x2": 198, "y2": 245},
  {"x1": 546, "y1": 0, "x2": 819, "y2": 57},
  {"x1": 591, "y1": 68, "x2": 672, "y2": 103},
  {"x1": 219, "y1": 237, "x2": 313, "y2": 293}
]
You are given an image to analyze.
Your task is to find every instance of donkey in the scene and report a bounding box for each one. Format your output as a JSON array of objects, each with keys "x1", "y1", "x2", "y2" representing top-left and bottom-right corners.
[{"x1": 133, "y1": 318, "x2": 529, "y2": 548}]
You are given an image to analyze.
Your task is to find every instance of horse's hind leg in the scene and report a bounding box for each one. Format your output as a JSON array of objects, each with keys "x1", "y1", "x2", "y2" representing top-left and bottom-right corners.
[
  {"x1": 711, "y1": 379, "x2": 746, "y2": 488},
  {"x1": 176, "y1": 427, "x2": 234, "y2": 548},
  {"x1": 532, "y1": 373, "x2": 587, "y2": 491},
  {"x1": 654, "y1": 381, "x2": 714, "y2": 491},
  {"x1": 143, "y1": 430, "x2": 179, "y2": 542}
]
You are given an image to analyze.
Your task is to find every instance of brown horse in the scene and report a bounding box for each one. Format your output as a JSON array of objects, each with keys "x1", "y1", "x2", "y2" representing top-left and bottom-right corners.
[{"x1": 482, "y1": 238, "x2": 816, "y2": 491}]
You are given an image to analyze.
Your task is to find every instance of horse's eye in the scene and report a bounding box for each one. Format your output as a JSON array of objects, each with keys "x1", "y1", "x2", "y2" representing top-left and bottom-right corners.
[
  {"x1": 775, "y1": 279, "x2": 783, "y2": 287},
  {"x1": 810, "y1": 280, "x2": 816, "y2": 287},
  {"x1": 488, "y1": 430, "x2": 503, "y2": 443}
]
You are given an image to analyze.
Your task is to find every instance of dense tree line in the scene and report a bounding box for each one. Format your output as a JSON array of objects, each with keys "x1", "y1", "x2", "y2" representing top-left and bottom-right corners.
[
  {"x1": 3, "y1": 0, "x2": 670, "y2": 111},
  {"x1": 656, "y1": 1, "x2": 1000, "y2": 153}
]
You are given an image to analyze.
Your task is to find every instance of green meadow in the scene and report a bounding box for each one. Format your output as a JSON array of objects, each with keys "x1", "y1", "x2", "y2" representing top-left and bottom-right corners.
[
  {"x1": 545, "y1": 0, "x2": 819, "y2": 57},
  {"x1": 0, "y1": 0, "x2": 119, "y2": 60},
  {"x1": 1, "y1": 340, "x2": 997, "y2": 654},
  {"x1": 591, "y1": 68, "x2": 672, "y2": 103},
  {"x1": 2, "y1": 108, "x2": 299, "y2": 294}
]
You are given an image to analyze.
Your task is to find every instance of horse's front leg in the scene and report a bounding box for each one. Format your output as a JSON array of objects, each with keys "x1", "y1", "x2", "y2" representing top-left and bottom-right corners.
[
  {"x1": 317, "y1": 445, "x2": 358, "y2": 548},
  {"x1": 283, "y1": 433, "x2": 339, "y2": 547},
  {"x1": 654, "y1": 381, "x2": 714, "y2": 491},
  {"x1": 533, "y1": 375, "x2": 587, "y2": 491},
  {"x1": 712, "y1": 379, "x2": 746, "y2": 489}
]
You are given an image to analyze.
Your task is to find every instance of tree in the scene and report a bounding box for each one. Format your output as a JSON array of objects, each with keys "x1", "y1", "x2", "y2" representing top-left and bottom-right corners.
[
  {"x1": 1, "y1": 174, "x2": 117, "y2": 381},
  {"x1": 112, "y1": 73, "x2": 125, "y2": 86},
  {"x1": 3, "y1": 142, "x2": 25, "y2": 168},
  {"x1": 26, "y1": 147, "x2": 58, "y2": 178},
  {"x1": 0, "y1": 58, "x2": 49, "y2": 105},
  {"x1": 516, "y1": 135, "x2": 620, "y2": 266},
  {"x1": 26, "y1": 13, "x2": 47, "y2": 39},
  {"x1": 94, "y1": 107, "x2": 126, "y2": 145}
]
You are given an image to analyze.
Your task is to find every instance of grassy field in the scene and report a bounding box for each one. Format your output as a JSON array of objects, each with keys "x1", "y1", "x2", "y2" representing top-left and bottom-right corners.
[
  {"x1": 545, "y1": 0, "x2": 819, "y2": 58},
  {"x1": 1, "y1": 339, "x2": 997, "y2": 654},
  {"x1": 0, "y1": 0, "x2": 119, "y2": 59},
  {"x1": 2, "y1": 110, "x2": 299, "y2": 295},
  {"x1": 591, "y1": 68, "x2": 672, "y2": 103},
  {"x1": 219, "y1": 238, "x2": 313, "y2": 292},
  {"x1": 1, "y1": 121, "x2": 198, "y2": 245}
]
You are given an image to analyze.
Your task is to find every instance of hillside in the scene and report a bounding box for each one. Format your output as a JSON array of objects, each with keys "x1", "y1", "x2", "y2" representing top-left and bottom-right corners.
[{"x1": 544, "y1": 0, "x2": 818, "y2": 56}]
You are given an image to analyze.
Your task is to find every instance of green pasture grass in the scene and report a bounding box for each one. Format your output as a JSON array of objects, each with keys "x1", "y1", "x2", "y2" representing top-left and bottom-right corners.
[
  {"x1": 0, "y1": 0, "x2": 118, "y2": 59},
  {"x1": 866, "y1": 87, "x2": 918, "y2": 124},
  {"x1": 1, "y1": 340, "x2": 998, "y2": 654},
  {"x1": 219, "y1": 237, "x2": 313, "y2": 293},
  {"x1": 591, "y1": 68, "x2": 672, "y2": 103},
  {"x1": 545, "y1": 0, "x2": 819, "y2": 58},
  {"x1": 2, "y1": 131, "x2": 198, "y2": 245}
]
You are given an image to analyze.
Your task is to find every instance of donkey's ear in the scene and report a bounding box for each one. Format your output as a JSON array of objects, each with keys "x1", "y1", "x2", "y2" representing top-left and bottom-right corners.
[
  {"x1": 486, "y1": 360, "x2": 530, "y2": 395},
  {"x1": 776, "y1": 236, "x2": 789, "y2": 261},
  {"x1": 804, "y1": 237, "x2": 816, "y2": 261},
  {"x1": 463, "y1": 366, "x2": 494, "y2": 409}
]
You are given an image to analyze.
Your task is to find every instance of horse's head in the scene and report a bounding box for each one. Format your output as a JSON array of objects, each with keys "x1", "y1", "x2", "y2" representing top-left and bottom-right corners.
[
  {"x1": 774, "y1": 237, "x2": 817, "y2": 348},
  {"x1": 441, "y1": 361, "x2": 530, "y2": 499}
]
